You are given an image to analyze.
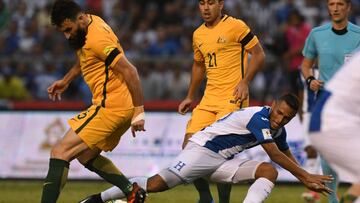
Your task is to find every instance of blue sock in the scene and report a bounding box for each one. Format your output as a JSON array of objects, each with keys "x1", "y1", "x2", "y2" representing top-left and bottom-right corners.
[{"x1": 321, "y1": 157, "x2": 339, "y2": 203}]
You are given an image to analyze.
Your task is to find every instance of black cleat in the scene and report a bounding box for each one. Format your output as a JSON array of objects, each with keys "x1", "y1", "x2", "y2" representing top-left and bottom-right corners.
[{"x1": 126, "y1": 182, "x2": 147, "y2": 203}]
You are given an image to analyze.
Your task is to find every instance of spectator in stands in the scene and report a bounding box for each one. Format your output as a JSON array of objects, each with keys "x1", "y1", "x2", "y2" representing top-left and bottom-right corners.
[
  {"x1": 0, "y1": 0, "x2": 10, "y2": 31},
  {"x1": 0, "y1": 64, "x2": 31, "y2": 101}
]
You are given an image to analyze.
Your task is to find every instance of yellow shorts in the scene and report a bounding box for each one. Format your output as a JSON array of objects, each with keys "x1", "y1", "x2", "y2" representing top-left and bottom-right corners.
[
  {"x1": 185, "y1": 103, "x2": 242, "y2": 134},
  {"x1": 68, "y1": 105, "x2": 133, "y2": 152}
]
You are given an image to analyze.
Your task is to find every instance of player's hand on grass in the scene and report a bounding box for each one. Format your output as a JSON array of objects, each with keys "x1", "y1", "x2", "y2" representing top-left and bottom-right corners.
[
  {"x1": 309, "y1": 79, "x2": 324, "y2": 91},
  {"x1": 131, "y1": 105, "x2": 146, "y2": 137},
  {"x1": 47, "y1": 79, "x2": 69, "y2": 101},
  {"x1": 233, "y1": 80, "x2": 249, "y2": 104},
  {"x1": 178, "y1": 98, "x2": 192, "y2": 115},
  {"x1": 302, "y1": 174, "x2": 333, "y2": 195}
]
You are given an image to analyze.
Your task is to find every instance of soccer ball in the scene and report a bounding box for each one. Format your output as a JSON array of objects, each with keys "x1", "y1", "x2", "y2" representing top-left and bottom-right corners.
[{"x1": 107, "y1": 200, "x2": 127, "y2": 203}]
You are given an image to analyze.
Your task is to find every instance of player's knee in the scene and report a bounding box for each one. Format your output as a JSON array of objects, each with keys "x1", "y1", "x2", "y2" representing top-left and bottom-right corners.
[
  {"x1": 146, "y1": 175, "x2": 169, "y2": 192},
  {"x1": 50, "y1": 143, "x2": 71, "y2": 161},
  {"x1": 50, "y1": 143, "x2": 65, "y2": 159},
  {"x1": 255, "y1": 162, "x2": 278, "y2": 183}
]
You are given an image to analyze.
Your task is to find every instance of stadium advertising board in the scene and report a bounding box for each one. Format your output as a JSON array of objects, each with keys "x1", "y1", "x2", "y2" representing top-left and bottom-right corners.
[{"x1": 0, "y1": 111, "x2": 306, "y2": 181}]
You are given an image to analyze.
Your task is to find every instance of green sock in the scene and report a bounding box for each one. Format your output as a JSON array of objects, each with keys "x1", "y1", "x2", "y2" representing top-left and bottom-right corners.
[
  {"x1": 194, "y1": 178, "x2": 213, "y2": 203},
  {"x1": 85, "y1": 155, "x2": 132, "y2": 195},
  {"x1": 41, "y1": 158, "x2": 69, "y2": 203},
  {"x1": 217, "y1": 183, "x2": 231, "y2": 203}
]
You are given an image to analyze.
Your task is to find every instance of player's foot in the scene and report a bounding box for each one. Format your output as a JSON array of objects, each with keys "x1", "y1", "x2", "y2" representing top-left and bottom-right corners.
[
  {"x1": 127, "y1": 182, "x2": 147, "y2": 203},
  {"x1": 302, "y1": 191, "x2": 320, "y2": 203},
  {"x1": 78, "y1": 193, "x2": 104, "y2": 203}
]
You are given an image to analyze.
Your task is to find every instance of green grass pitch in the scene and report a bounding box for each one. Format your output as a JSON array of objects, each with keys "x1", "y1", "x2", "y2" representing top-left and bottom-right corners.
[{"x1": 0, "y1": 180, "x2": 346, "y2": 203}]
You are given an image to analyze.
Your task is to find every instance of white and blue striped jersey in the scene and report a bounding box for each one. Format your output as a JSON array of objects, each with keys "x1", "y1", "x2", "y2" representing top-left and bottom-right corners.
[{"x1": 189, "y1": 106, "x2": 289, "y2": 159}]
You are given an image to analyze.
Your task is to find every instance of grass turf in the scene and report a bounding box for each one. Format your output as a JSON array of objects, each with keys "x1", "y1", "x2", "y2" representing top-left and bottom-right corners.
[{"x1": 0, "y1": 180, "x2": 346, "y2": 203}]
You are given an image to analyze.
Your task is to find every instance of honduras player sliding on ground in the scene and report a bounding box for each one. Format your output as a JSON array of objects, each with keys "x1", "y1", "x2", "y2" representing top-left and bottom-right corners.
[{"x1": 80, "y1": 94, "x2": 333, "y2": 203}]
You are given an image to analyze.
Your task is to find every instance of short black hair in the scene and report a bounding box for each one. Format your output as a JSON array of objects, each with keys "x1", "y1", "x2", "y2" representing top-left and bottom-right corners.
[
  {"x1": 51, "y1": 0, "x2": 82, "y2": 27},
  {"x1": 278, "y1": 93, "x2": 300, "y2": 112},
  {"x1": 327, "y1": 0, "x2": 351, "y2": 3}
]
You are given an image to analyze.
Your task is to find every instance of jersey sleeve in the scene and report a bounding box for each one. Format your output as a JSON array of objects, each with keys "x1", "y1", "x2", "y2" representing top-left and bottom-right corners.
[
  {"x1": 246, "y1": 113, "x2": 274, "y2": 143},
  {"x1": 302, "y1": 30, "x2": 317, "y2": 59},
  {"x1": 234, "y1": 19, "x2": 259, "y2": 50},
  {"x1": 273, "y1": 127, "x2": 289, "y2": 151},
  {"x1": 192, "y1": 33, "x2": 205, "y2": 62},
  {"x1": 88, "y1": 28, "x2": 124, "y2": 68}
]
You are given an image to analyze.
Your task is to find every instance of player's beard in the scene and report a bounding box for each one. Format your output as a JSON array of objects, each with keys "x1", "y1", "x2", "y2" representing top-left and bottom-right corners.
[{"x1": 68, "y1": 27, "x2": 87, "y2": 50}]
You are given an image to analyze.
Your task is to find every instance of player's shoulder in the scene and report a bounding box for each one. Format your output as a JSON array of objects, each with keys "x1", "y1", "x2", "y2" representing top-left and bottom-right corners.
[
  {"x1": 193, "y1": 23, "x2": 206, "y2": 36},
  {"x1": 347, "y1": 22, "x2": 360, "y2": 34},
  {"x1": 238, "y1": 106, "x2": 269, "y2": 120},
  {"x1": 88, "y1": 15, "x2": 113, "y2": 37},
  {"x1": 310, "y1": 22, "x2": 332, "y2": 34}
]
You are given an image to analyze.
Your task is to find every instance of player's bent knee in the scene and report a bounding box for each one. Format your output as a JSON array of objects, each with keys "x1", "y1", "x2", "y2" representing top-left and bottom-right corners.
[
  {"x1": 255, "y1": 162, "x2": 278, "y2": 183},
  {"x1": 146, "y1": 174, "x2": 170, "y2": 192},
  {"x1": 50, "y1": 143, "x2": 67, "y2": 160}
]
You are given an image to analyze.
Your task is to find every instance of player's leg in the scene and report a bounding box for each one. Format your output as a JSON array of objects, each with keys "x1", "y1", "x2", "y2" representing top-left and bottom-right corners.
[
  {"x1": 321, "y1": 157, "x2": 339, "y2": 203},
  {"x1": 242, "y1": 162, "x2": 277, "y2": 203},
  {"x1": 77, "y1": 148, "x2": 137, "y2": 199},
  {"x1": 41, "y1": 128, "x2": 89, "y2": 203},
  {"x1": 214, "y1": 106, "x2": 240, "y2": 203},
  {"x1": 209, "y1": 157, "x2": 276, "y2": 203},
  {"x1": 185, "y1": 106, "x2": 218, "y2": 203},
  {"x1": 74, "y1": 106, "x2": 145, "y2": 203},
  {"x1": 91, "y1": 172, "x2": 183, "y2": 203},
  {"x1": 310, "y1": 128, "x2": 360, "y2": 203},
  {"x1": 84, "y1": 141, "x2": 223, "y2": 202},
  {"x1": 340, "y1": 184, "x2": 360, "y2": 203}
]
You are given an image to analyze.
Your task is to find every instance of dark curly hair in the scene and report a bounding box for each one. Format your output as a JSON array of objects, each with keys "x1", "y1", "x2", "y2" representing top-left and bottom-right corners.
[{"x1": 51, "y1": 0, "x2": 82, "y2": 27}]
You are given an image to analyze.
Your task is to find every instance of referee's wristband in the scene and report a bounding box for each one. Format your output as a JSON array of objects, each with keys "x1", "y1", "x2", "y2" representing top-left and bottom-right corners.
[{"x1": 306, "y1": 76, "x2": 316, "y2": 87}]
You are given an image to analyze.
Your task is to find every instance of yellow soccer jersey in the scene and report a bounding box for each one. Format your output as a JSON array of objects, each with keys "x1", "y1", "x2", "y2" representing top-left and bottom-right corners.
[
  {"x1": 77, "y1": 15, "x2": 133, "y2": 110},
  {"x1": 193, "y1": 15, "x2": 259, "y2": 107}
]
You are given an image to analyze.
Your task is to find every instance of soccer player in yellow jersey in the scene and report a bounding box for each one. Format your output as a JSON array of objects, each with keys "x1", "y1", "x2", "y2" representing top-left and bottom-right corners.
[
  {"x1": 41, "y1": 1, "x2": 146, "y2": 203},
  {"x1": 178, "y1": 0, "x2": 265, "y2": 203}
]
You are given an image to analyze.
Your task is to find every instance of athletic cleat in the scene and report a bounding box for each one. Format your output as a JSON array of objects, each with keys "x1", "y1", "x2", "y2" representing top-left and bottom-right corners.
[
  {"x1": 302, "y1": 191, "x2": 320, "y2": 203},
  {"x1": 127, "y1": 182, "x2": 147, "y2": 203},
  {"x1": 78, "y1": 193, "x2": 104, "y2": 203}
]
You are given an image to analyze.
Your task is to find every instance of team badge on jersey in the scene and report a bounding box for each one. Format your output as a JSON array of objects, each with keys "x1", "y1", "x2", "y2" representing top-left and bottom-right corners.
[
  {"x1": 261, "y1": 128, "x2": 272, "y2": 140},
  {"x1": 173, "y1": 161, "x2": 186, "y2": 172},
  {"x1": 217, "y1": 36, "x2": 227, "y2": 43}
]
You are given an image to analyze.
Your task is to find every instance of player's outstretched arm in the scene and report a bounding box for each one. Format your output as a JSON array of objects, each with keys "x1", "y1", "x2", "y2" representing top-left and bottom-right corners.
[
  {"x1": 47, "y1": 59, "x2": 81, "y2": 101},
  {"x1": 261, "y1": 142, "x2": 333, "y2": 195},
  {"x1": 178, "y1": 60, "x2": 205, "y2": 115},
  {"x1": 233, "y1": 42, "x2": 265, "y2": 103},
  {"x1": 112, "y1": 55, "x2": 145, "y2": 137}
]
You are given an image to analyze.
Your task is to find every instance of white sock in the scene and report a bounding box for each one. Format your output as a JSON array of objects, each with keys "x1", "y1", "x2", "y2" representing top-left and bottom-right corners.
[
  {"x1": 243, "y1": 177, "x2": 274, "y2": 203},
  {"x1": 101, "y1": 186, "x2": 124, "y2": 202},
  {"x1": 305, "y1": 158, "x2": 320, "y2": 174},
  {"x1": 355, "y1": 197, "x2": 360, "y2": 203},
  {"x1": 100, "y1": 177, "x2": 148, "y2": 202}
]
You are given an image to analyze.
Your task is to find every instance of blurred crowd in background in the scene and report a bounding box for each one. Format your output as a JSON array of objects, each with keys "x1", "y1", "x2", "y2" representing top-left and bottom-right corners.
[{"x1": 1, "y1": 0, "x2": 360, "y2": 105}]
